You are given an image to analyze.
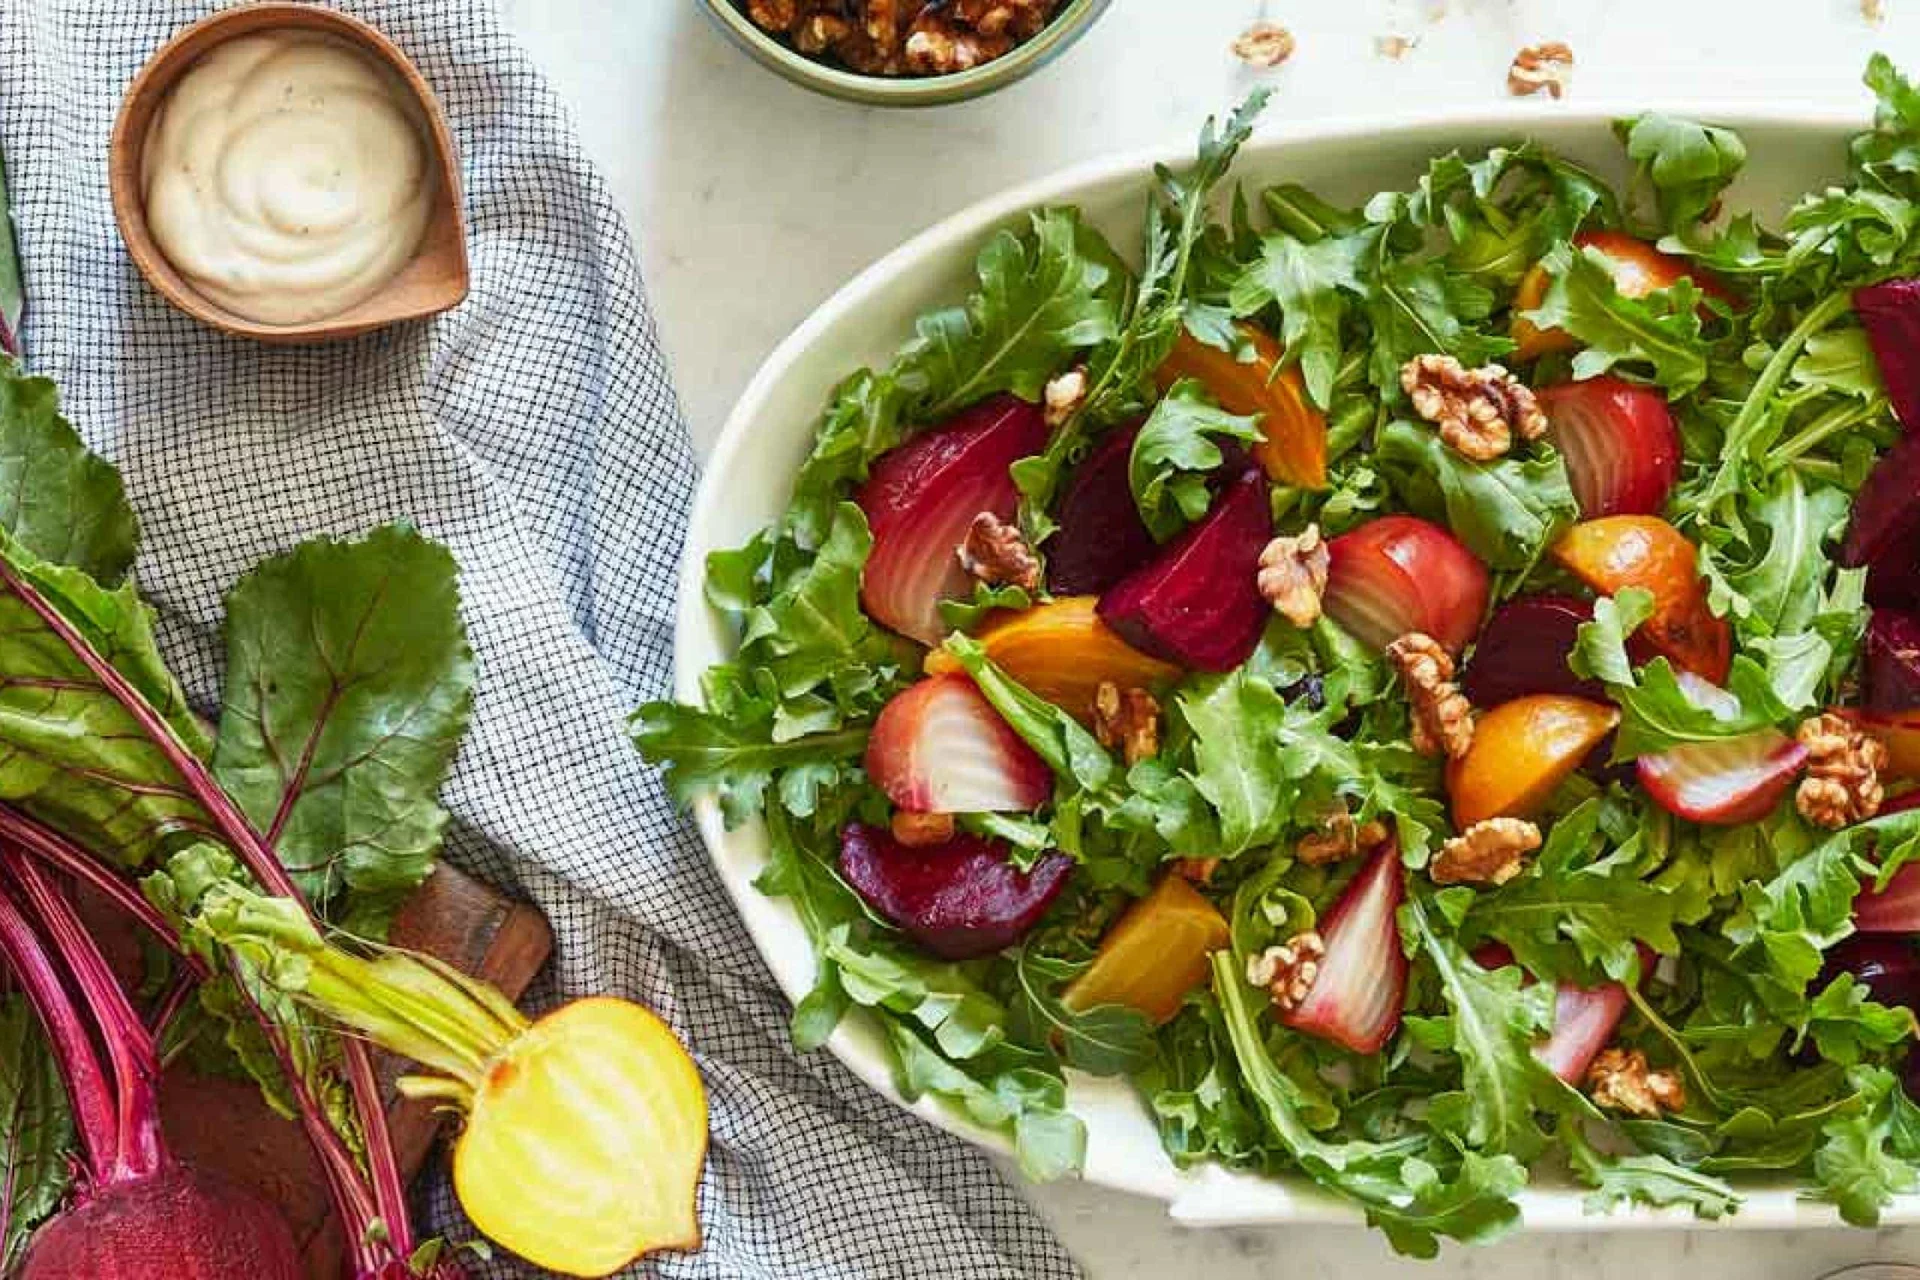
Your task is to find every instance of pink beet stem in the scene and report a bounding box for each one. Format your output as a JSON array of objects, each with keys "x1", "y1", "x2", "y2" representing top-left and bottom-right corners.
[
  {"x1": 0, "y1": 561, "x2": 423, "y2": 1261},
  {"x1": 0, "y1": 867, "x2": 124, "y2": 1182}
]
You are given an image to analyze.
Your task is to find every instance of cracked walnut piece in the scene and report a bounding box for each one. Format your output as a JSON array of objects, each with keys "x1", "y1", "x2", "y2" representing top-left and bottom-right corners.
[
  {"x1": 1231, "y1": 21, "x2": 1296, "y2": 68},
  {"x1": 956, "y1": 512, "x2": 1041, "y2": 592},
  {"x1": 1094, "y1": 682, "x2": 1161, "y2": 766},
  {"x1": 890, "y1": 810, "x2": 955, "y2": 847},
  {"x1": 1043, "y1": 365, "x2": 1088, "y2": 429},
  {"x1": 1247, "y1": 931, "x2": 1326, "y2": 1013},
  {"x1": 1401, "y1": 354, "x2": 1548, "y2": 462},
  {"x1": 1258, "y1": 525, "x2": 1331, "y2": 628},
  {"x1": 1508, "y1": 41, "x2": 1574, "y2": 99},
  {"x1": 1432, "y1": 818, "x2": 1542, "y2": 886},
  {"x1": 1385, "y1": 632, "x2": 1475, "y2": 759},
  {"x1": 1297, "y1": 810, "x2": 1391, "y2": 867},
  {"x1": 1586, "y1": 1047, "x2": 1685, "y2": 1118},
  {"x1": 1796, "y1": 712, "x2": 1887, "y2": 829}
]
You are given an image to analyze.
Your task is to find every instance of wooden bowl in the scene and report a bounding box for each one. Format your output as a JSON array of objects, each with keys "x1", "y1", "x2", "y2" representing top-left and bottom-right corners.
[{"x1": 109, "y1": 4, "x2": 469, "y2": 343}]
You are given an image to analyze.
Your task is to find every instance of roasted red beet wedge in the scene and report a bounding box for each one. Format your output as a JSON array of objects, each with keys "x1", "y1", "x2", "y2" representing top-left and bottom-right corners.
[
  {"x1": 838, "y1": 823, "x2": 1072, "y2": 960},
  {"x1": 1867, "y1": 609, "x2": 1920, "y2": 714},
  {"x1": 1097, "y1": 469, "x2": 1272, "y2": 671},
  {"x1": 1636, "y1": 729, "x2": 1808, "y2": 824},
  {"x1": 1281, "y1": 837, "x2": 1407, "y2": 1055},
  {"x1": 1045, "y1": 422, "x2": 1160, "y2": 596},
  {"x1": 1857, "y1": 278, "x2": 1920, "y2": 432},
  {"x1": 856, "y1": 395, "x2": 1051, "y2": 646},
  {"x1": 1322, "y1": 515, "x2": 1490, "y2": 656},
  {"x1": 1538, "y1": 375, "x2": 1680, "y2": 518},
  {"x1": 1471, "y1": 942, "x2": 1650, "y2": 1084},
  {"x1": 1461, "y1": 594, "x2": 1606, "y2": 706},
  {"x1": 865, "y1": 674, "x2": 1053, "y2": 815},
  {"x1": 1841, "y1": 431, "x2": 1920, "y2": 611}
]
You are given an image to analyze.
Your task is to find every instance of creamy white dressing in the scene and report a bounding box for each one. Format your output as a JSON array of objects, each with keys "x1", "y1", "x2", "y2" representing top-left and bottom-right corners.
[{"x1": 141, "y1": 31, "x2": 435, "y2": 326}]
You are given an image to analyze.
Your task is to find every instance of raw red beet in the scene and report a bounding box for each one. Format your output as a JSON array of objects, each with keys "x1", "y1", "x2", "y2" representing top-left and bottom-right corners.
[
  {"x1": 1818, "y1": 935, "x2": 1920, "y2": 1011},
  {"x1": 1857, "y1": 278, "x2": 1920, "y2": 432},
  {"x1": 1281, "y1": 838, "x2": 1407, "y2": 1055},
  {"x1": 1322, "y1": 515, "x2": 1491, "y2": 655},
  {"x1": 1097, "y1": 469, "x2": 1272, "y2": 671},
  {"x1": 1855, "y1": 787, "x2": 1920, "y2": 933},
  {"x1": 865, "y1": 674, "x2": 1052, "y2": 814},
  {"x1": 838, "y1": 823, "x2": 1071, "y2": 960},
  {"x1": 1841, "y1": 431, "x2": 1920, "y2": 611},
  {"x1": 1045, "y1": 423, "x2": 1159, "y2": 596},
  {"x1": 1538, "y1": 376, "x2": 1681, "y2": 518},
  {"x1": 1461, "y1": 594, "x2": 1606, "y2": 706},
  {"x1": 1868, "y1": 609, "x2": 1920, "y2": 713},
  {"x1": 856, "y1": 395, "x2": 1051, "y2": 646},
  {"x1": 19, "y1": 1166, "x2": 302, "y2": 1280}
]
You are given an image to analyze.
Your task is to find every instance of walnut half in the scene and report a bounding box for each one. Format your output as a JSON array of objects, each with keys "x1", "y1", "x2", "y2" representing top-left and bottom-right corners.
[
  {"x1": 1386, "y1": 632, "x2": 1475, "y2": 759},
  {"x1": 1297, "y1": 809, "x2": 1391, "y2": 867},
  {"x1": 1401, "y1": 354, "x2": 1548, "y2": 462},
  {"x1": 1093, "y1": 682, "x2": 1161, "y2": 766},
  {"x1": 1508, "y1": 41, "x2": 1575, "y2": 99},
  {"x1": 1796, "y1": 712, "x2": 1887, "y2": 829},
  {"x1": 956, "y1": 512, "x2": 1041, "y2": 592},
  {"x1": 1258, "y1": 524, "x2": 1330, "y2": 628},
  {"x1": 1231, "y1": 21, "x2": 1296, "y2": 68},
  {"x1": 1432, "y1": 817, "x2": 1541, "y2": 886}
]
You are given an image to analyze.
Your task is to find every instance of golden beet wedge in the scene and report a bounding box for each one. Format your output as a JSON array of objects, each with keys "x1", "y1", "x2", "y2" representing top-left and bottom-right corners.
[
  {"x1": 923, "y1": 596, "x2": 1180, "y2": 723},
  {"x1": 1064, "y1": 873, "x2": 1230, "y2": 1025},
  {"x1": 1154, "y1": 325, "x2": 1327, "y2": 489},
  {"x1": 1448, "y1": 694, "x2": 1619, "y2": 827}
]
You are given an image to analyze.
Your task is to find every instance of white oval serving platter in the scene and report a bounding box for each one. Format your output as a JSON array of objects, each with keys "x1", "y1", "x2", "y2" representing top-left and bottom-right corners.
[{"x1": 674, "y1": 100, "x2": 1918, "y2": 1231}]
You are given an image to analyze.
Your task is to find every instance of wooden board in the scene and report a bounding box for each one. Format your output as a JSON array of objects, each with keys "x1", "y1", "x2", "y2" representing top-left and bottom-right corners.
[{"x1": 149, "y1": 864, "x2": 553, "y2": 1279}]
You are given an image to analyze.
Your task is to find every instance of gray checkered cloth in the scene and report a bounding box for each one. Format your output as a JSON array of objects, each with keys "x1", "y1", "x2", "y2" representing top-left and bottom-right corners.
[{"x1": 0, "y1": 2, "x2": 1084, "y2": 1277}]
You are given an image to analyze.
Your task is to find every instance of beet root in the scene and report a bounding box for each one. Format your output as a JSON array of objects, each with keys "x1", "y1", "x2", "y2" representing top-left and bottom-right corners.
[
  {"x1": 19, "y1": 1164, "x2": 302, "y2": 1280},
  {"x1": 1857, "y1": 277, "x2": 1920, "y2": 432},
  {"x1": 1045, "y1": 422, "x2": 1158, "y2": 596},
  {"x1": 1867, "y1": 608, "x2": 1920, "y2": 713},
  {"x1": 1461, "y1": 594, "x2": 1606, "y2": 707},
  {"x1": 839, "y1": 823, "x2": 1071, "y2": 960},
  {"x1": 1096, "y1": 469, "x2": 1272, "y2": 671}
]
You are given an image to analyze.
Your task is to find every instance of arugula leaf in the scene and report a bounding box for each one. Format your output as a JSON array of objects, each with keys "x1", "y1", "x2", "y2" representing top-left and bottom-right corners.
[
  {"x1": 1804, "y1": 974, "x2": 1918, "y2": 1067},
  {"x1": 1813, "y1": 1066, "x2": 1920, "y2": 1225},
  {"x1": 899, "y1": 207, "x2": 1123, "y2": 421},
  {"x1": 1565, "y1": 1125, "x2": 1740, "y2": 1220},
  {"x1": 785, "y1": 371, "x2": 910, "y2": 550},
  {"x1": 1609, "y1": 656, "x2": 1793, "y2": 760},
  {"x1": 0, "y1": 996, "x2": 69, "y2": 1272},
  {"x1": 1853, "y1": 53, "x2": 1920, "y2": 180},
  {"x1": 1228, "y1": 227, "x2": 1374, "y2": 406},
  {"x1": 1008, "y1": 945, "x2": 1157, "y2": 1076},
  {"x1": 1365, "y1": 255, "x2": 1509, "y2": 397},
  {"x1": 212, "y1": 525, "x2": 474, "y2": 930},
  {"x1": 937, "y1": 582, "x2": 1031, "y2": 633},
  {"x1": 1128, "y1": 379, "x2": 1262, "y2": 541},
  {"x1": 1404, "y1": 896, "x2": 1556, "y2": 1160},
  {"x1": 1375, "y1": 419, "x2": 1577, "y2": 573},
  {"x1": 1569, "y1": 588, "x2": 1656, "y2": 686},
  {"x1": 0, "y1": 369, "x2": 136, "y2": 585},
  {"x1": 1522, "y1": 243, "x2": 1710, "y2": 394},
  {"x1": 1461, "y1": 798, "x2": 1679, "y2": 983},
  {"x1": 1615, "y1": 113, "x2": 1747, "y2": 236},
  {"x1": 1180, "y1": 668, "x2": 1292, "y2": 855}
]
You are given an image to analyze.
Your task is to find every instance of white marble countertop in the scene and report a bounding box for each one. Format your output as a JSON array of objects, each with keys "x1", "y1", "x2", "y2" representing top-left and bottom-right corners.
[{"x1": 501, "y1": 0, "x2": 1920, "y2": 1274}]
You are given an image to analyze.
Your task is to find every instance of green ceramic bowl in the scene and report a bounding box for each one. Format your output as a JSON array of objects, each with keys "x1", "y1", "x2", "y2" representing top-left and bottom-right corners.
[{"x1": 699, "y1": 0, "x2": 1112, "y2": 106}]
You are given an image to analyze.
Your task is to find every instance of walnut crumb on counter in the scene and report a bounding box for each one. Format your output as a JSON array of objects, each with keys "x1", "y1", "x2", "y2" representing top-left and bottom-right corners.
[
  {"x1": 1508, "y1": 41, "x2": 1574, "y2": 99},
  {"x1": 1401, "y1": 353, "x2": 1547, "y2": 462},
  {"x1": 1432, "y1": 818, "x2": 1541, "y2": 886},
  {"x1": 1231, "y1": 21, "x2": 1296, "y2": 68},
  {"x1": 1375, "y1": 33, "x2": 1416, "y2": 59},
  {"x1": 1587, "y1": 1047, "x2": 1686, "y2": 1118},
  {"x1": 956, "y1": 512, "x2": 1041, "y2": 592},
  {"x1": 1386, "y1": 632, "x2": 1475, "y2": 759}
]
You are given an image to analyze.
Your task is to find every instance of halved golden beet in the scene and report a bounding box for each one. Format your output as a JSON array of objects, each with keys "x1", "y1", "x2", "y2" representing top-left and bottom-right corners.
[
  {"x1": 1849, "y1": 708, "x2": 1920, "y2": 782},
  {"x1": 452, "y1": 997, "x2": 708, "y2": 1278},
  {"x1": 1154, "y1": 326, "x2": 1328, "y2": 489},
  {"x1": 1064, "y1": 874, "x2": 1230, "y2": 1025},
  {"x1": 1511, "y1": 230, "x2": 1730, "y2": 361},
  {"x1": 923, "y1": 596, "x2": 1180, "y2": 723},
  {"x1": 1551, "y1": 515, "x2": 1732, "y2": 684},
  {"x1": 1447, "y1": 694, "x2": 1620, "y2": 827}
]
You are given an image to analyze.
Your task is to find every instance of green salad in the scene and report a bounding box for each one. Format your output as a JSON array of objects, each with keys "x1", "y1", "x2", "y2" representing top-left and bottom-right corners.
[{"x1": 640, "y1": 55, "x2": 1920, "y2": 1253}]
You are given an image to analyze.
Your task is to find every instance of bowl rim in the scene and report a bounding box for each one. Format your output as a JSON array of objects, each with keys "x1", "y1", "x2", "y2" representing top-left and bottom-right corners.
[
  {"x1": 699, "y1": 0, "x2": 1113, "y2": 106},
  {"x1": 108, "y1": 2, "x2": 470, "y2": 344},
  {"x1": 676, "y1": 98, "x2": 1920, "y2": 1228}
]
